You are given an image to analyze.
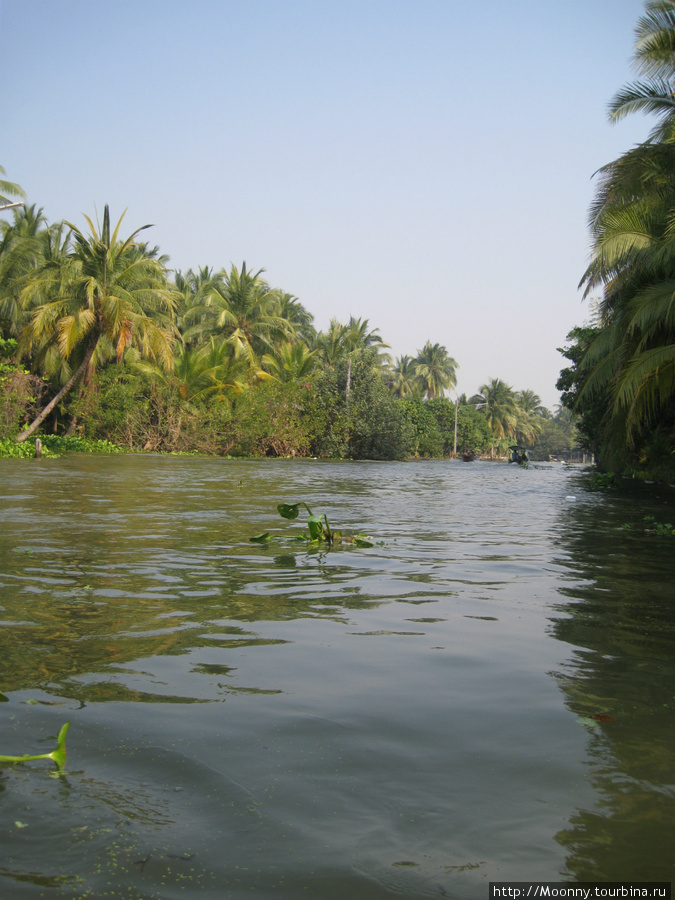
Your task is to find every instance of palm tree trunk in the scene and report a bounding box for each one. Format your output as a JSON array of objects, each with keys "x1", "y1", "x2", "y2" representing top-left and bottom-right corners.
[
  {"x1": 15, "y1": 339, "x2": 98, "y2": 443},
  {"x1": 345, "y1": 356, "x2": 352, "y2": 412}
]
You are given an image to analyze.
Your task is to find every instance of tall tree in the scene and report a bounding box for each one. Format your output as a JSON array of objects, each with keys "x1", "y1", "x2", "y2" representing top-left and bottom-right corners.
[
  {"x1": 470, "y1": 378, "x2": 518, "y2": 453},
  {"x1": 273, "y1": 292, "x2": 315, "y2": 345},
  {"x1": 414, "y1": 341, "x2": 458, "y2": 399},
  {"x1": 15, "y1": 205, "x2": 176, "y2": 442},
  {"x1": 388, "y1": 355, "x2": 424, "y2": 399},
  {"x1": 192, "y1": 263, "x2": 292, "y2": 364},
  {"x1": 575, "y1": 1, "x2": 675, "y2": 450},
  {"x1": 0, "y1": 205, "x2": 51, "y2": 337}
]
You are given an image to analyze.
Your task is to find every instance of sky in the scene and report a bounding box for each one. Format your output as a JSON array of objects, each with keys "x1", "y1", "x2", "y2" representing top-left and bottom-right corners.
[{"x1": 0, "y1": 0, "x2": 652, "y2": 409}]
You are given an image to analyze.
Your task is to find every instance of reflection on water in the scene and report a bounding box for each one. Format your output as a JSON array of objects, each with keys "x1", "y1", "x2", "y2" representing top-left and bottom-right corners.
[
  {"x1": 549, "y1": 488, "x2": 675, "y2": 882},
  {"x1": 0, "y1": 455, "x2": 673, "y2": 898}
]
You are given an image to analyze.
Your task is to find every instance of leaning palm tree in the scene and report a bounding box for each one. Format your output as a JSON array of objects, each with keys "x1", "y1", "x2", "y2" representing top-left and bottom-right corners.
[
  {"x1": 414, "y1": 341, "x2": 458, "y2": 399},
  {"x1": 15, "y1": 205, "x2": 177, "y2": 442}
]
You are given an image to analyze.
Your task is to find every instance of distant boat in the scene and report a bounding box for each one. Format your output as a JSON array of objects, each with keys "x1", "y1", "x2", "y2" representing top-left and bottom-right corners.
[
  {"x1": 462, "y1": 451, "x2": 477, "y2": 462},
  {"x1": 509, "y1": 446, "x2": 530, "y2": 465}
]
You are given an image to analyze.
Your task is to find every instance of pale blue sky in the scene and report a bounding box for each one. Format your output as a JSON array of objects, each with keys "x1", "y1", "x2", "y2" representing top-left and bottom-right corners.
[{"x1": 1, "y1": 0, "x2": 650, "y2": 408}]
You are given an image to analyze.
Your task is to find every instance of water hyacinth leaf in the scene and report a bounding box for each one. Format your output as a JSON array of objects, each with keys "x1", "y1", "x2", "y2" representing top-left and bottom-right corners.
[
  {"x1": 353, "y1": 537, "x2": 374, "y2": 548},
  {"x1": 277, "y1": 503, "x2": 301, "y2": 520},
  {"x1": 0, "y1": 721, "x2": 70, "y2": 770},
  {"x1": 49, "y1": 722, "x2": 70, "y2": 770},
  {"x1": 307, "y1": 516, "x2": 324, "y2": 541},
  {"x1": 249, "y1": 532, "x2": 271, "y2": 544}
]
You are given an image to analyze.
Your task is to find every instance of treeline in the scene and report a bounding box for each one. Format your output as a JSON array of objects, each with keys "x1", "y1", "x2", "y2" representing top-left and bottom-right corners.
[
  {"x1": 0, "y1": 181, "x2": 573, "y2": 460},
  {"x1": 558, "y1": 0, "x2": 675, "y2": 482}
]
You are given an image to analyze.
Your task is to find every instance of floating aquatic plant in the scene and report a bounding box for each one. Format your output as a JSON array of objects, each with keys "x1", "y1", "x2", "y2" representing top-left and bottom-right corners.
[
  {"x1": 620, "y1": 515, "x2": 675, "y2": 536},
  {"x1": 250, "y1": 501, "x2": 373, "y2": 548},
  {"x1": 0, "y1": 722, "x2": 70, "y2": 771}
]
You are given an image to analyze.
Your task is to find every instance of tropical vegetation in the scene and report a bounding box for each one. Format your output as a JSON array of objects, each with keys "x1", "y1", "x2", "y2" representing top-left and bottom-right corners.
[
  {"x1": 1, "y1": 186, "x2": 562, "y2": 461},
  {"x1": 559, "y1": 0, "x2": 675, "y2": 481}
]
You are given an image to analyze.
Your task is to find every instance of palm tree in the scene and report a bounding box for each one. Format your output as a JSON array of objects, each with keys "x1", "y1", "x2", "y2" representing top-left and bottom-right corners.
[
  {"x1": 273, "y1": 292, "x2": 315, "y2": 345},
  {"x1": 193, "y1": 263, "x2": 292, "y2": 364},
  {"x1": 471, "y1": 378, "x2": 518, "y2": 454},
  {"x1": 0, "y1": 166, "x2": 25, "y2": 208},
  {"x1": 513, "y1": 390, "x2": 546, "y2": 446},
  {"x1": 133, "y1": 337, "x2": 249, "y2": 403},
  {"x1": 609, "y1": 0, "x2": 675, "y2": 141},
  {"x1": 313, "y1": 319, "x2": 351, "y2": 366},
  {"x1": 576, "y1": 3, "x2": 675, "y2": 440},
  {"x1": 516, "y1": 389, "x2": 547, "y2": 417},
  {"x1": 174, "y1": 266, "x2": 224, "y2": 348},
  {"x1": 15, "y1": 205, "x2": 176, "y2": 442},
  {"x1": 262, "y1": 340, "x2": 318, "y2": 383},
  {"x1": 414, "y1": 341, "x2": 458, "y2": 399},
  {"x1": 0, "y1": 205, "x2": 52, "y2": 337},
  {"x1": 388, "y1": 355, "x2": 423, "y2": 399}
]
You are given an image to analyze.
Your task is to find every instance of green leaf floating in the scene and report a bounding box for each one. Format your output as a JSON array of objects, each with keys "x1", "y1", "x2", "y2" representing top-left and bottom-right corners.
[
  {"x1": 0, "y1": 722, "x2": 70, "y2": 771},
  {"x1": 306, "y1": 515, "x2": 325, "y2": 541},
  {"x1": 277, "y1": 502, "x2": 309, "y2": 520},
  {"x1": 251, "y1": 501, "x2": 374, "y2": 549}
]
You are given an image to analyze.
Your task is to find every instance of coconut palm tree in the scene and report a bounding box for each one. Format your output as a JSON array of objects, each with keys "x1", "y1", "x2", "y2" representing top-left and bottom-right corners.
[
  {"x1": 262, "y1": 340, "x2": 318, "y2": 383},
  {"x1": 273, "y1": 292, "x2": 315, "y2": 345},
  {"x1": 388, "y1": 355, "x2": 424, "y2": 399},
  {"x1": 470, "y1": 378, "x2": 518, "y2": 454},
  {"x1": 609, "y1": 0, "x2": 675, "y2": 141},
  {"x1": 0, "y1": 205, "x2": 53, "y2": 337},
  {"x1": 576, "y1": 3, "x2": 675, "y2": 441},
  {"x1": 516, "y1": 389, "x2": 547, "y2": 417},
  {"x1": 313, "y1": 319, "x2": 351, "y2": 366},
  {"x1": 15, "y1": 205, "x2": 176, "y2": 442},
  {"x1": 0, "y1": 166, "x2": 25, "y2": 208},
  {"x1": 133, "y1": 337, "x2": 249, "y2": 403},
  {"x1": 174, "y1": 266, "x2": 224, "y2": 348},
  {"x1": 414, "y1": 341, "x2": 458, "y2": 399},
  {"x1": 192, "y1": 263, "x2": 292, "y2": 364}
]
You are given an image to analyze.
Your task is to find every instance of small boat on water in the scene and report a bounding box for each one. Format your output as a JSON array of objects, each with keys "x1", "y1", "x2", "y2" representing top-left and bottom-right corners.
[
  {"x1": 462, "y1": 451, "x2": 477, "y2": 462},
  {"x1": 509, "y1": 446, "x2": 530, "y2": 465}
]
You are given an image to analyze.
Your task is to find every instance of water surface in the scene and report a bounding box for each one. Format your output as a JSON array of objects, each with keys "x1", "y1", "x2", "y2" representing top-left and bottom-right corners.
[{"x1": 0, "y1": 456, "x2": 673, "y2": 898}]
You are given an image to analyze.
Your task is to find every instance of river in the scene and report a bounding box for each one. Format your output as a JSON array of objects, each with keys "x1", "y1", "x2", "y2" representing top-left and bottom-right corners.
[{"x1": 0, "y1": 455, "x2": 673, "y2": 898}]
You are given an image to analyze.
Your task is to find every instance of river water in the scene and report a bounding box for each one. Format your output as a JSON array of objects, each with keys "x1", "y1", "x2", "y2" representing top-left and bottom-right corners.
[{"x1": 0, "y1": 455, "x2": 673, "y2": 899}]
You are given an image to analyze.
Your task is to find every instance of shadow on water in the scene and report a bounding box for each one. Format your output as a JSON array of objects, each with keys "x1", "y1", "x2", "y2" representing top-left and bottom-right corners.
[{"x1": 548, "y1": 477, "x2": 675, "y2": 882}]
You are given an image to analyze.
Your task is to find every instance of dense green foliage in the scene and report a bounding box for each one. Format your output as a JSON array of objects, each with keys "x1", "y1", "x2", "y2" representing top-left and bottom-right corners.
[
  {"x1": 560, "y1": 0, "x2": 675, "y2": 481},
  {"x1": 1, "y1": 181, "x2": 560, "y2": 461}
]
